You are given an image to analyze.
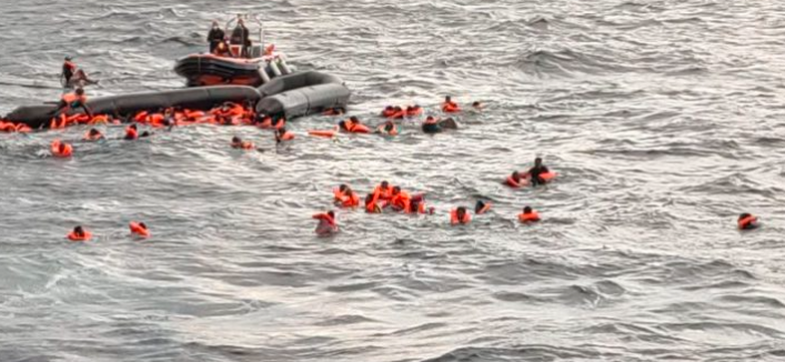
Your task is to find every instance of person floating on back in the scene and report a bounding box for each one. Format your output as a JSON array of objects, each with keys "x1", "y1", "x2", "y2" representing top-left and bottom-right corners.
[
  {"x1": 518, "y1": 206, "x2": 541, "y2": 224},
  {"x1": 67, "y1": 226, "x2": 92, "y2": 242},
  {"x1": 738, "y1": 213, "x2": 759, "y2": 230},
  {"x1": 450, "y1": 206, "x2": 471, "y2": 225},
  {"x1": 313, "y1": 211, "x2": 338, "y2": 237}
]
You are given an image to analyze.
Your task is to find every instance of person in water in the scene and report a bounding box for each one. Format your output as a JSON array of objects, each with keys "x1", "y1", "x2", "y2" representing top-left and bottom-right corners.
[
  {"x1": 518, "y1": 206, "x2": 541, "y2": 223},
  {"x1": 313, "y1": 210, "x2": 338, "y2": 237},
  {"x1": 422, "y1": 116, "x2": 458, "y2": 134},
  {"x1": 442, "y1": 95, "x2": 460, "y2": 113},
  {"x1": 125, "y1": 124, "x2": 139, "y2": 140},
  {"x1": 334, "y1": 184, "x2": 360, "y2": 208},
  {"x1": 84, "y1": 128, "x2": 104, "y2": 141},
  {"x1": 738, "y1": 213, "x2": 759, "y2": 230},
  {"x1": 377, "y1": 120, "x2": 398, "y2": 136},
  {"x1": 475, "y1": 201, "x2": 492, "y2": 215},
  {"x1": 231, "y1": 136, "x2": 254, "y2": 150},
  {"x1": 56, "y1": 87, "x2": 92, "y2": 117},
  {"x1": 207, "y1": 21, "x2": 225, "y2": 53},
  {"x1": 390, "y1": 186, "x2": 412, "y2": 212},
  {"x1": 230, "y1": 17, "x2": 251, "y2": 58},
  {"x1": 524, "y1": 157, "x2": 550, "y2": 186},
  {"x1": 365, "y1": 193, "x2": 383, "y2": 213},
  {"x1": 472, "y1": 101, "x2": 483, "y2": 110},
  {"x1": 450, "y1": 206, "x2": 471, "y2": 225},
  {"x1": 275, "y1": 127, "x2": 295, "y2": 144},
  {"x1": 67, "y1": 225, "x2": 92, "y2": 241}
]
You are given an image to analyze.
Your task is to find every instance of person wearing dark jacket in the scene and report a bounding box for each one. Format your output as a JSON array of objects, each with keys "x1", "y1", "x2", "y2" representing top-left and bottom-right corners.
[
  {"x1": 207, "y1": 21, "x2": 225, "y2": 53},
  {"x1": 230, "y1": 18, "x2": 251, "y2": 58}
]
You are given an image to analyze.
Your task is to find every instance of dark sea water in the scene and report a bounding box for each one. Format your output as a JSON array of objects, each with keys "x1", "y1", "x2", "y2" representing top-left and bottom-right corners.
[{"x1": 2, "y1": 0, "x2": 785, "y2": 361}]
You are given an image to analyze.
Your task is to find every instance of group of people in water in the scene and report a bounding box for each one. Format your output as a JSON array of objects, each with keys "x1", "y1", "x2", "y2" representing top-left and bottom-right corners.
[{"x1": 67, "y1": 222, "x2": 150, "y2": 242}]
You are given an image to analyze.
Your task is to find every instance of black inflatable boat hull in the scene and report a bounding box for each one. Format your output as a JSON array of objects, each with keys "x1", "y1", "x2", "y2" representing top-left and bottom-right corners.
[
  {"x1": 6, "y1": 86, "x2": 261, "y2": 129},
  {"x1": 175, "y1": 54, "x2": 265, "y2": 87},
  {"x1": 256, "y1": 71, "x2": 350, "y2": 119}
]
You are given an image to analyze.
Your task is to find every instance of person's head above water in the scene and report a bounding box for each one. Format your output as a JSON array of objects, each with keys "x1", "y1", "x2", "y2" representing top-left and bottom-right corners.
[
  {"x1": 339, "y1": 184, "x2": 349, "y2": 193},
  {"x1": 129, "y1": 124, "x2": 137, "y2": 130},
  {"x1": 349, "y1": 116, "x2": 359, "y2": 123},
  {"x1": 523, "y1": 206, "x2": 533, "y2": 214},
  {"x1": 88, "y1": 128, "x2": 100, "y2": 136},
  {"x1": 327, "y1": 210, "x2": 335, "y2": 218},
  {"x1": 472, "y1": 101, "x2": 482, "y2": 109},
  {"x1": 381, "y1": 181, "x2": 389, "y2": 189},
  {"x1": 75, "y1": 88, "x2": 85, "y2": 96},
  {"x1": 512, "y1": 171, "x2": 521, "y2": 180},
  {"x1": 534, "y1": 157, "x2": 543, "y2": 166},
  {"x1": 365, "y1": 193, "x2": 375, "y2": 205},
  {"x1": 392, "y1": 186, "x2": 401, "y2": 195},
  {"x1": 445, "y1": 96, "x2": 452, "y2": 102},
  {"x1": 385, "y1": 106, "x2": 393, "y2": 111},
  {"x1": 278, "y1": 127, "x2": 287, "y2": 135},
  {"x1": 456, "y1": 206, "x2": 467, "y2": 218},
  {"x1": 73, "y1": 225, "x2": 84, "y2": 236},
  {"x1": 232, "y1": 136, "x2": 241, "y2": 143},
  {"x1": 59, "y1": 143, "x2": 66, "y2": 153},
  {"x1": 212, "y1": 20, "x2": 219, "y2": 28}
]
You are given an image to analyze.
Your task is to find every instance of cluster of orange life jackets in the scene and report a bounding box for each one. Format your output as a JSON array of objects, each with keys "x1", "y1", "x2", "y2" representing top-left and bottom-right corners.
[
  {"x1": 381, "y1": 105, "x2": 423, "y2": 119},
  {"x1": 0, "y1": 120, "x2": 32, "y2": 133}
]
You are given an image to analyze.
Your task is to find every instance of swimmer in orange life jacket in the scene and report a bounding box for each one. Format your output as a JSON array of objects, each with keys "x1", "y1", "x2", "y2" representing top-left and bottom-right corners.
[
  {"x1": 524, "y1": 157, "x2": 550, "y2": 186},
  {"x1": 334, "y1": 184, "x2": 360, "y2": 208},
  {"x1": 313, "y1": 210, "x2": 339, "y2": 236},
  {"x1": 407, "y1": 196, "x2": 434, "y2": 215},
  {"x1": 373, "y1": 181, "x2": 394, "y2": 202},
  {"x1": 365, "y1": 193, "x2": 383, "y2": 213},
  {"x1": 390, "y1": 186, "x2": 411, "y2": 212},
  {"x1": 450, "y1": 206, "x2": 471, "y2": 225},
  {"x1": 339, "y1": 116, "x2": 370, "y2": 133},
  {"x1": 475, "y1": 201, "x2": 492, "y2": 215},
  {"x1": 51, "y1": 139, "x2": 73, "y2": 158},
  {"x1": 67, "y1": 226, "x2": 92, "y2": 241},
  {"x1": 406, "y1": 105, "x2": 423, "y2": 117},
  {"x1": 738, "y1": 213, "x2": 759, "y2": 230},
  {"x1": 231, "y1": 136, "x2": 254, "y2": 150},
  {"x1": 275, "y1": 127, "x2": 295, "y2": 143},
  {"x1": 506, "y1": 171, "x2": 526, "y2": 188},
  {"x1": 442, "y1": 95, "x2": 460, "y2": 113},
  {"x1": 518, "y1": 206, "x2": 541, "y2": 223},
  {"x1": 124, "y1": 124, "x2": 139, "y2": 140},
  {"x1": 382, "y1": 106, "x2": 396, "y2": 118},
  {"x1": 129, "y1": 221, "x2": 150, "y2": 238},
  {"x1": 83, "y1": 128, "x2": 104, "y2": 141}
]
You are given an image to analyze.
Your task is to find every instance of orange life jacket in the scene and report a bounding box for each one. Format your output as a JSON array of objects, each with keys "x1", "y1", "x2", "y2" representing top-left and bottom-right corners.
[
  {"x1": 366, "y1": 201, "x2": 382, "y2": 214},
  {"x1": 450, "y1": 210, "x2": 471, "y2": 225},
  {"x1": 64, "y1": 61, "x2": 77, "y2": 71},
  {"x1": 519, "y1": 211, "x2": 541, "y2": 223},
  {"x1": 442, "y1": 101, "x2": 460, "y2": 113},
  {"x1": 51, "y1": 140, "x2": 73, "y2": 158},
  {"x1": 738, "y1": 216, "x2": 757, "y2": 230},
  {"x1": 506, "y1": 175, "x2": 523, "y2": 188},
  {"x1": 334, "y1": 188, "x2": 360, "y2": 208},
  {"x1": 0, "y1": 121, "x2": 15, "y2": 132},
  {"x1": 134, "y1": 111, "x2": 149, "y2": 123},
  {"x1": 313, "y1": 213, "x2": 337, "y2": 228},
  {"x1": 373, "y1": 185, "x2": 393, "y2": 201},
  {"x1": 391, "y1": 191, "x2": 411, "y2": 211},
  {"x1": 129, "y1": 222, "x2": 151, "y2": 238},
  {"x1": 16, "y1": 124, "x2": 31, "y2": 133},
  {"x1": 88, "y1": 115, "x2": 109, "y2": 125},
  {"x1": 406, "y1": 107, "x2": 423, "y2": 116},
  {"x1": 382, "y1": 108, "x2": 397, "y2": 118},
  {"x1": 148, "y1": 113, "x2": 164, "y2": 127},
  {"x1": 67, "y1": 230, "x2": 92, "y2": 241},
  {"x1": 125, "y1": 127, "x2": 138, "y2": 140},
  {"x1": 62, "y1": 92, "x2": 87, "y2": 106},
  {"x1": 344, "y1": 120, "x2": 370, "y2": 134}
]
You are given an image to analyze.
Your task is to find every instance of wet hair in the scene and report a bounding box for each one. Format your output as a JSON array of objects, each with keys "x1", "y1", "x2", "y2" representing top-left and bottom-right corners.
[
  {"x1": 327, "y1": 210, "x2": 335, "y2": 218},
  {"x1": 129, "y1": 124, "x2": 137, "y2": 130},
  {"x1": 74, "y1": 226, "x2": 84, "y2": 235},
  {"x1": 89, "y1": 128, "x2": 100, "y2": 136},
  {"x1": 141, "y1": 131, "x2": 151, "y2": 137},
  {"x1": 535, "y1": 157, "x2": 542, "y2": 165},
  {"x1": 338, "y1": 120, "x2": 347, "y2": 130},
  {"x1": 75, "y1": 88, "x2": 84, "y2": 95},
  {"x1": 349, "y1": 116, "x2": 359, "y2": 123},
  {"x1": 475, "y1": 201, "x2": 486, "y2": 214},
  {"x1": 512, "y1": 171, "x2": 520, "y2": 180},
  {"x1": 738, "y1": 213, "x2": 751, "y2": 221},
  {"x1": 385, "y1": 106, "x2": 393, "y2": 111},
  {"x1": 278, "y1": 127, "x2": 287, "y2": 134},
  {"x1": 339, "y1": 184, "x2": 348, "y2": 192},
  {"x1": 524, "y1": 206, "x2": 533, "y2": 214},
  {"x1": 139, "y1": 222, "x2": 147, "y2": 229},
  {"x1": 365, "y1": 193, "x2": 375, "y2": 205},
  {"x1": 393, "y1": 106, "x2": 402, "y2": 112},
  {"x1": 445, "y1": 96, "x2": 452, "y2": 102},
  {"x1": 393, "y1": 186, "x2": 401, "y2": 193},
  {"x1": 426, "y1": 116, "x2": 435, "y2": 121},
  {"x1": 384, "y1": 122, "x2": 394, "y2": 132},
  {"x1": 472, "y1": 101, "x2": 481, "y2": 107},
  {"x1": 457, "y1": 206, "x2": 466, "y2": 215},
  {"x1": 381, "y1": 181, "x2": 389, "y2": 188},
  {"x1": 232, "y1": 136, "x2": 241, "y2": 143}
]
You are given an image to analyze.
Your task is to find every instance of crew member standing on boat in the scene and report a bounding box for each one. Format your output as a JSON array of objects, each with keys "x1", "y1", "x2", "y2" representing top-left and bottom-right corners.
[
  {"x1": 207, "y1": 21, "x2": 225, "y2": 53},
  {"x1": 230, "y1": 17, "x2": 251, "y2": 58}
]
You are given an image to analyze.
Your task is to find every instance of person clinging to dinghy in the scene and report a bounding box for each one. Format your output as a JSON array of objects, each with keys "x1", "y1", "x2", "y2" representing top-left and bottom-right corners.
[
  {"x1": 56, "y1": 87, "x2": 92, "y2": 117},
  {"x1": 207, "y1": 21, "x2": 225, "y2": 53}
]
